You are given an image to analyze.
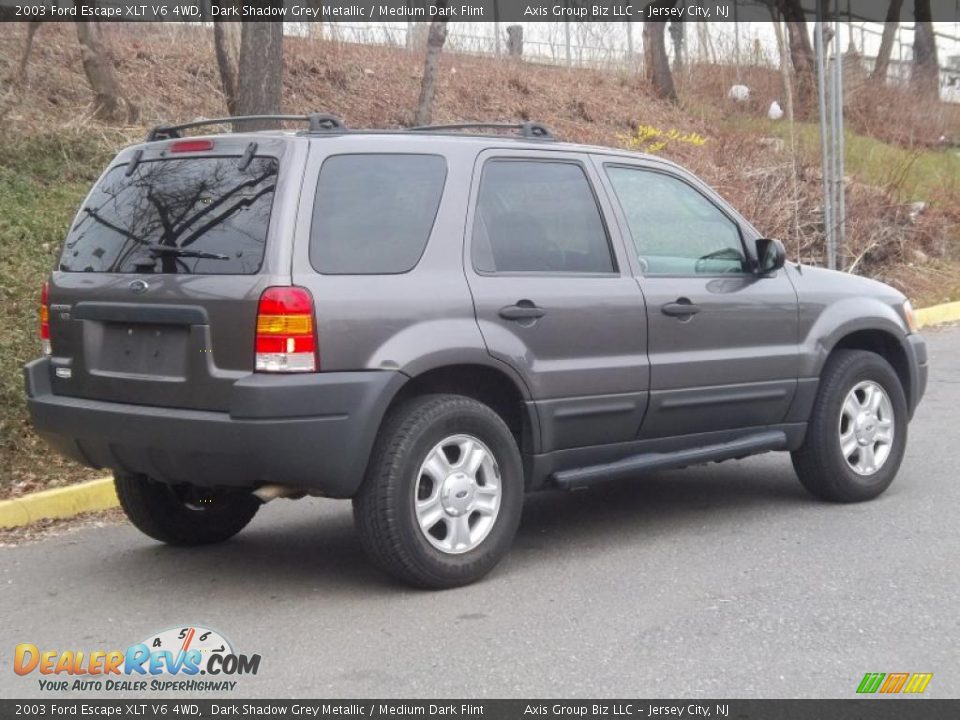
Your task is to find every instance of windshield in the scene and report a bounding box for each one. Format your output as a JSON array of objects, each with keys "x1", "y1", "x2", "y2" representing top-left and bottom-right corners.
[{"x1": 60, "y1": 156, "x2": 278, "y2": 274}]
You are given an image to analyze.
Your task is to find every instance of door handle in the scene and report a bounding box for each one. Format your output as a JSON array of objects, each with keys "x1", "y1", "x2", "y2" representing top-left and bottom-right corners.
[
  {"x1": 661, "y1": 299, "x2": 700, "y2": 317},
  {"x1": 499, "y1": 302, "x2": 545, "y2": 321}
]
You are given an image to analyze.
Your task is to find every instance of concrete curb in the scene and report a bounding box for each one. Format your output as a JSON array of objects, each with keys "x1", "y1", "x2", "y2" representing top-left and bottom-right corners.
[
  {"x1": 0, "y1": 477, "x2": 116, "y2": 529},
  {"x1": 915, "y1": 301, "x2": 960, "y2": 329},
  {"x1": 3, "y1": 300, "x2": 960, "y2": 529}
]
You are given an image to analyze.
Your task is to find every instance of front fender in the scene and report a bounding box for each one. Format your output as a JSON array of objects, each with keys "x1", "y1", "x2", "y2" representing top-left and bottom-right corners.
[{"x1": 799, "y1": 297, "x2": 910, "y2": 379}]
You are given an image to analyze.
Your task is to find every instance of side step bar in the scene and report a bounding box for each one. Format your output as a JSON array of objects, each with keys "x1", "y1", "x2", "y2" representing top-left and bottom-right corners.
[{"x1": 551, "y1": 431, "x2": 787, "y2": 490}]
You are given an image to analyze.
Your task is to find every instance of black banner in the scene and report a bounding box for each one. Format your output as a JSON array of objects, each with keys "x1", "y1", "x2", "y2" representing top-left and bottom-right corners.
[
  {"x1": 3, "y1": 0, "x2": 960, "y2": 24},
  {"x1": 3, "y1": 700, "x2": 960, "y2": 720}
]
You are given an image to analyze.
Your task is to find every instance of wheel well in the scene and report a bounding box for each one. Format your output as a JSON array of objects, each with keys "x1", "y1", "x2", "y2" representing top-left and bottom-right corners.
[
  {"x1": 386, "y1": 364, "x2": 533, "y2": 453},
  {"x1": 830, "y1": 330, "x2": 911, "y2": 407}
]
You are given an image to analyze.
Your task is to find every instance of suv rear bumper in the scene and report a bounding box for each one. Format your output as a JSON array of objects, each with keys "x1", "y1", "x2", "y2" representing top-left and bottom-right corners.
[{"x1": 24, "y1": 359, "x2": 405, "y2": 498}]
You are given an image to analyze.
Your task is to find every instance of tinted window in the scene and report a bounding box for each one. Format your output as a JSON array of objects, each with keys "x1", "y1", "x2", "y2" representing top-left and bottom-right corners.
[
  {"x1": 310, "y1": 154, "x2": 446, "y2": 274},
  {"x1": 473, "y1": 160, "x2": 614, "y2": 274},
  {"x1": 60, "y1": 157, "x2": 277, "y2": 274},
  {"x1": 605, "y1": 166, "x2": 746, "y2": 275}
]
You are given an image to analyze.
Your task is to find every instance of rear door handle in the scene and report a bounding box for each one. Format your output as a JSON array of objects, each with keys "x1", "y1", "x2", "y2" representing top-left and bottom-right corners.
[
  {"x1": 661, "y1": 299, "x2": 700, "y2": 317},
  {"x1": 499, "y1": 302, "x2": 545, "y2": 321}
]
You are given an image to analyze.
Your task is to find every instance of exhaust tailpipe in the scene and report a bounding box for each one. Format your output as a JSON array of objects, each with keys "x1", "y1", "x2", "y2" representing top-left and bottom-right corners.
[{"x1": 253, "y1": 484, "x2": 304, "y2": 503}]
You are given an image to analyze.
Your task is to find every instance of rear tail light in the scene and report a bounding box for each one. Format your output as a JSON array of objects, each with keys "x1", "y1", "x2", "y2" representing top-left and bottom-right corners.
[
  {"x1": 255, "y1": 286, "x2": 318, "y2": 373},
  {"x1": 40, "y1": 281, "x2": 51, "y2": 356}
]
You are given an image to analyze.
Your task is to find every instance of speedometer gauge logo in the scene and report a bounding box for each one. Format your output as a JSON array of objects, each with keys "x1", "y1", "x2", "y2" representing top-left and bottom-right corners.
[{"x1": 142, "y1": 626, "x2": 233, "y2": 674}]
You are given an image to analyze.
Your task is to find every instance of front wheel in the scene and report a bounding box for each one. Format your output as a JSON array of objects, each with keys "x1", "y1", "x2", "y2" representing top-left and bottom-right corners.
[
  {"x1": 353, "y1": 394, "x2": 524, "y2": 589},
  {"x1": 792, "y1": 349, "x2": 908, "y2": 503},
  {"x1": 115, "y1": 474, "x2": 260, "y2": 546}
]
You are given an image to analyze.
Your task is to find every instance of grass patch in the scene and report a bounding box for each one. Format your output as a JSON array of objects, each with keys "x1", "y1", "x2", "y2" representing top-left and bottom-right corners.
[
  {"x1": 741, "y1": 118, "x2": 960, "y2": 203},
  {"x1": 0, "y1": 132, "x2": 114, "y2": 494}
]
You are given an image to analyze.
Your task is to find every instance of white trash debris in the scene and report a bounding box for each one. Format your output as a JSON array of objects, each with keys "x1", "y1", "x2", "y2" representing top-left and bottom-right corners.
[
  {"x1": 728, "y1": 84, "x2": 750, "y2": 102},
  {"x1": 768, "y1": 100, "x2": 784, "y2": 120}
]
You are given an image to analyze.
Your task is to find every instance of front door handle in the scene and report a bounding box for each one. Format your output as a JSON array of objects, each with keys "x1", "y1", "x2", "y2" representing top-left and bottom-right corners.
[
  {"x1": 499, "y1": 302, "x2": 545, "y2": 321},
  {"x1": 661, "y1": 299, "x2": 700, "y2": 317}
]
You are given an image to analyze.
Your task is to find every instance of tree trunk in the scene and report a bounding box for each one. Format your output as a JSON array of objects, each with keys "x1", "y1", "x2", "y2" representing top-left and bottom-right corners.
[
  {"x1": 235, "y1": 22, "x2": 283, "y2": 130},
  {"x1": 75, "y1": 20, "x2": 137, "y2": 122},
  {"x1": 772, "y1": 18, "x2": 794, "y2": 123},
  {"x1": 871, "y1": 0, "x2": 904, "y2": 82},
  {"x1": 506, "y1": 25, "x2": 523, "y2": 57},
  {"x1": 213, "y1": 19, "x2": 241, "y2": 114},
  {"x1": 912, "y1": 0, "x2": 939, "y2": 99},
  {"x1": 668, "y1": 20, "x2": 684, "y2": 73},
  {"x1": 16, "y1": 22, "x2": 41, "y2": 84},
  {"x1": 414, "y1": 8, "x2": 449, "y2": 126},
  {"x1": 643, "y1": 2, "x2": 677, "y2": 102},
  {"x1": 775, "y1": 0, "x2": 814, "y2": 107}
]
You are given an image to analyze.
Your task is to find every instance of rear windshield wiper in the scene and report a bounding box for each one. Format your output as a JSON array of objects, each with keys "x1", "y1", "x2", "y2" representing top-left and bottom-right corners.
[{"x1": 144, "y1": 243, "x2": 229, "y2": 260}]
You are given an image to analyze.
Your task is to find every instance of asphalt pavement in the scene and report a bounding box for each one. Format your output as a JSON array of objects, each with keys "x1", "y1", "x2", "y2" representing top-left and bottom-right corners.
[{"x1": 3, "y1": 325, "x2": 958, "y2": 699}]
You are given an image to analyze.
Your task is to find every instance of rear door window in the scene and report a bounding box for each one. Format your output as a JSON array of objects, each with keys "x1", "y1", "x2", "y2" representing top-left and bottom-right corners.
[
  {"x1": 310, "y1": 154, "x2": 447, "y2": 274},
  {"x1": 472, "y1": 160, "x2": 615, "y2": 274},
  {"x1": 60, "y1": 157, "x2": 278, "y2": 274}
]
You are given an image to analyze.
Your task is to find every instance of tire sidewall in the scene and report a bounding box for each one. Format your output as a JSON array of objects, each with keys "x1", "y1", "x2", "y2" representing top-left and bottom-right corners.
[
  {"x1": 819, "y1": 355, "x2": 908, "y2": 500},
  {"x1": 115, "y1": 474, "x2": 260, "y2": 546},
  {"x1": 391, "y1": 401, "x2": 523, "y2": 583}
]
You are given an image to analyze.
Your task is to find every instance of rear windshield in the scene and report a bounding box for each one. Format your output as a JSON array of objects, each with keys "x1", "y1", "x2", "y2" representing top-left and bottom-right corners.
[
  {"x1": 309, "y1": 154, "x2": 446, "y2": 274},
  {"x1": 60, "y1": 156, "x2": 278, "y2": 274}
]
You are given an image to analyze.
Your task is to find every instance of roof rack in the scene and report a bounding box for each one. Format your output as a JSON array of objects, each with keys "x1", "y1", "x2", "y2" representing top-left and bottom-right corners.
[
  {"x1": 406, "y1": 122, "x2": 555, "y2": 139},
  {"x1": 146, "y1": 113, "x2": 347, "y2": 141}
]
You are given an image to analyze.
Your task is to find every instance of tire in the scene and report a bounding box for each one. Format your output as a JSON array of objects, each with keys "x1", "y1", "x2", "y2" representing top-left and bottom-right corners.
[
  {"x1": 115, "y1": 473, "x2": 260, "y2": 546},
  {"x1": 792, "y1": 349, "x2": 908, "y2": 503},
  {"x1": 353, "y1": 394, "x2": 524, "y2": 589}
]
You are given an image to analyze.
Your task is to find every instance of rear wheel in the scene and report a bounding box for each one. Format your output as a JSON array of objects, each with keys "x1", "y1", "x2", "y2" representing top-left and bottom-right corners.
[
  {"x1": 353, "y1": 394, "x2": 523, "y2": 589},
  {"x1": 792, "y1": 350, "x2": 908, "y2": 503},
  {"x1": 115, "y1": 473, "x2": 260, "y2": 546}
]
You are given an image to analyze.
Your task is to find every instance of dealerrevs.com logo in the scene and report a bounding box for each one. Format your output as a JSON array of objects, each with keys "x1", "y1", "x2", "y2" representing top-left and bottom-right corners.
[{"x1": 14, "y1": 626, "x2": 261, "y2": 693}]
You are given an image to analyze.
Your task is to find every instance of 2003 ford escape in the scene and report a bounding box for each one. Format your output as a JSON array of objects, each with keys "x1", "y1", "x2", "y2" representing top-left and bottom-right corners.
[{"x1": 25, "y1": 114, "x2": 928, "y2": 588}]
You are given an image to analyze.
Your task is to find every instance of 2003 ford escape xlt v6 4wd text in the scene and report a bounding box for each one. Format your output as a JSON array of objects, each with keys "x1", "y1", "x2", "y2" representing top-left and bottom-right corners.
[{"x1": 25, "y1": 114, "x2": 928, "y2": 588}]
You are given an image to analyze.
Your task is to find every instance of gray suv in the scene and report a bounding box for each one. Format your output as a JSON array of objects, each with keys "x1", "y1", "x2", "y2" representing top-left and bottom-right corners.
[{"x1": 25, "y1": 115, "x2": 928, "y2": 588}]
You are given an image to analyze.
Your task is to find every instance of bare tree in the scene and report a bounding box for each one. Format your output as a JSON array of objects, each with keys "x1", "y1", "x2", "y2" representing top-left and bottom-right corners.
[
  {"x1": 772, "y1": 18, "x2": 794, "y2": 122},
  {"x1": 643, "y1": 1, "x2": 677, "y2": 102},
  {"x1": 14, "y1": 22, "x2": 42, "y2": 84},
  {"x1": 871, "y1": 0, "x2": 904, "y2": 82},
  {"x1": 668, "y1": 21, "x2": 684, "y2": 73},
  {"x1": 213, "y1": 14, "x2": 242, "y2": 113},
  {"x1": 75, "y1": 19, "x2": 137, "y2": 122},
  {"x1": 235, "y1": 23, "x2": 283, "y2": 130},
  {"x1": 912, "y1": 0, "x2": 939, "y2": 99},
  {"x1": 414, "y1": 10, "x2": 449, "y2": 126},
  {"x1": 773, "y1": 0, "x2": 815, "y2": 106}
]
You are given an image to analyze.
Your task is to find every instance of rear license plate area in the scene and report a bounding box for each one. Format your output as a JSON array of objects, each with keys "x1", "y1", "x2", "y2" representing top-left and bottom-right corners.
[{"x1": 97, "y1": 322, "x2": 189, "y2": 378}]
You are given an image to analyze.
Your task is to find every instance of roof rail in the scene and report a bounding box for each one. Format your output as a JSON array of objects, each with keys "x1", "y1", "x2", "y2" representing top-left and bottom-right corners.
[
  {"x1": 146, "y1": 113, "x2": 347, "y2": 141},
  {"x1": 406, "y1": 121, "x2": 555, "y2": 139}
]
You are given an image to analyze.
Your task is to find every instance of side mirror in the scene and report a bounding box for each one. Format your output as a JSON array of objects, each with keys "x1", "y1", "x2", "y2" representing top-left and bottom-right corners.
[{"x1": 754, "y1": 238, "x2": 786, "y2": 274}]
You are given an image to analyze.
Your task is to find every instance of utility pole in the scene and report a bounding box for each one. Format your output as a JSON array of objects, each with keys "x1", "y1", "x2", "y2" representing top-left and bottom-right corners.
[
  {"x1": 815, "y1": 13, "x2": 834, "y2": 269},
  {"x1": 815, "y1": 0, "x2": 844, "y2": 271},
  {"x1": 832, "y1": 17, "x2": 846, "y2": 264}
]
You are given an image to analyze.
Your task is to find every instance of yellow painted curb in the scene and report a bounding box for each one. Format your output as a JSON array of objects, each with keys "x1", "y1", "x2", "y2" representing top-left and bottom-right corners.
[
  {"x1": 915, "y1": 301, "x2": 960, "y2": 329},
  {"x1": 0, "y1": 477, "x2": 117, "y2": 529}
]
